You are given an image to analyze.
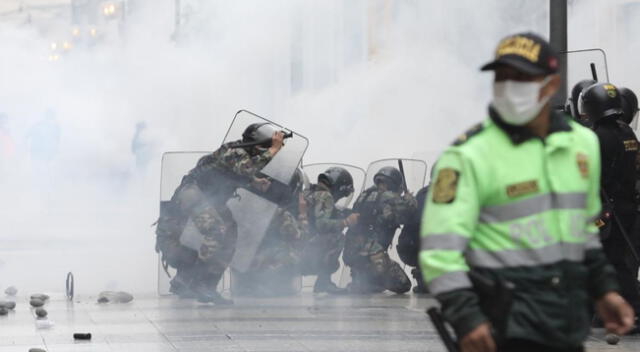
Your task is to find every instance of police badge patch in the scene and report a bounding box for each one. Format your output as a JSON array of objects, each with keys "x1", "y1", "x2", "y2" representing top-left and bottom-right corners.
[
  {"x1": 624, "y1": 139, "x2": 638, "y2": 152},
  {"x1": 433, "y1": 168, "x2": 459, "y2": 204},
  {"x1": 576, "y1": 153, "x2": 588, "y2": 179}
]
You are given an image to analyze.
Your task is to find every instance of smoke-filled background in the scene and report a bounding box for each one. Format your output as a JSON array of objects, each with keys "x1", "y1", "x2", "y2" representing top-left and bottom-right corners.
[{"x1": 0, "y1": 0, "x2": 637, "y2": 295}]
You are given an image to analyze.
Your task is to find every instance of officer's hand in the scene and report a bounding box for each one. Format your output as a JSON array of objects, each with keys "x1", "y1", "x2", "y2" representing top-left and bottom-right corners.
[
  {"x1": 269, "y1": 131, "x2": 285, "y2": 154},
  {"x1": 344, "y1": 213, "x2": 359, "y2": 227},
  {"x1": 460, "y1": 322, "x2": 496, "y2": 352},
  {"x1": 402, "y1": 191, "x2": 415, "y2": 200},
  {"x1": 298, "y1": 194, "x2": 308, "y2": 219},
  {"x1": 251, "y1": 177, "x2": 272, "y2": 193},
  {"x1": 596, "y1": 292, "x2": 635, "y2": 335}
]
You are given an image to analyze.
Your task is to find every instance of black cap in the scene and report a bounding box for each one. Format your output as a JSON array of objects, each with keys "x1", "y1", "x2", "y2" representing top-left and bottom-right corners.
[{"x1": 481, "y1": 32, "x2": 559, "y2": 76}]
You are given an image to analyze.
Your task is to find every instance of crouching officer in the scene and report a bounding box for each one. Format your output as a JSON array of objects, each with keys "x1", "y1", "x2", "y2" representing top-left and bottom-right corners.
[
  {"x1": 580, "y1": 83, "x2": 640, "y2": 326},
  {"x1": 300, "y1": 167, "x2": 359, "y2": 293},
  {"x1": 420, "y1": 32, "x2": 634, "y2": 352},
  {"x1": 344, "y1": 166, "x2": 416, "y2": 294}
]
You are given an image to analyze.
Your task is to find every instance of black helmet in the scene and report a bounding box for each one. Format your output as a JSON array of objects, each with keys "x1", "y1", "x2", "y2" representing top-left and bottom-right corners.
[
  {"x1": 318, "y1": 167, "x2": 354, "y2": 200},
  {"x1": 619, "y1": 87, "x2": 639, "y2": 125},
  {"x1": 569, "y1": 79, "x2": 596, "y2": 118},
  {"x1": 242, "y1": 123, "x2": 277, "y2": 147},
  {"x1": 579, "y1": 83, "x2": 623, "y2": 123},
  {"x1": 374, "y1": 166, "x2": 403, "y2": 192}
]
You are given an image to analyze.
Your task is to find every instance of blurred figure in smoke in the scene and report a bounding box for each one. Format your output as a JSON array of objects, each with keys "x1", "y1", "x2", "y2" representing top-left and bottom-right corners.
[
  {"x1": 26, "y1": 109, "x2": 60, "y2": 162},
  {"x1": 300, "y1": 167, "x2": 359, "y2": 294},
  {"x1": 233, "y1": 169, "x2": 308, "y2": 296},
  {"x1": 344, "y1": 166, "x2": 416, "y2": 294},
  {"x1": 155, "y1": 123, "x2": 285, "y2": 305},
  {"x1": 131, "y1": 121, "x2": 154, "y2": 170}
]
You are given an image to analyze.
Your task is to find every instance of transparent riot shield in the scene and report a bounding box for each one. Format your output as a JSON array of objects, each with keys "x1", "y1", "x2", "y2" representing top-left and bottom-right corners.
[
  {"x1": 559, "y1": 49, "x2": 610, "y2": 117},
  {"x1": 301, "y1": 163, "x2": 366, "y2": 209},
  {"x1": 223, "y1": 110, "x2": 308, "y2": 185},
  {"x1": 157, "y1": 151, "x2": 208, "y2": 296},
  {"x1": 561, "y1": 48, "x2": 610, "y2": 89},
  {"x1": 222, "y1": 110, "x2": 309, "y2": 273}
]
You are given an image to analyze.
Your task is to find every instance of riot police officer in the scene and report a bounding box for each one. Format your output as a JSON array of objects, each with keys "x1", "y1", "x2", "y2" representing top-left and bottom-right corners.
[
  {"x1": 421, "y1": 32, "x2": 632, "y2": 352},
  {"x1": 344, "y1": 166, "x2": 416, "y2": 294},
  {"x1": 155, "y1": 123, "x2": 285, "y2": 304},
  {"x1": 566, "y1": 79, "x2": 596, "y2": 120},
  {"x1": 619, "y1": 87, "x2": 639, "y2": 125},
  {"x1": 580, "y1": 82, "x2": 640, "y2": 326},
  {"x1": 300, "y1": 166, "x2": 359, "y2": 293}
]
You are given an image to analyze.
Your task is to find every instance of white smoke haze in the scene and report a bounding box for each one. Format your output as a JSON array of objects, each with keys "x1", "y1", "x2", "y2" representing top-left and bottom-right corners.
[{"x1": 0, "y1": 0, "x2": 629, "y2": 295}]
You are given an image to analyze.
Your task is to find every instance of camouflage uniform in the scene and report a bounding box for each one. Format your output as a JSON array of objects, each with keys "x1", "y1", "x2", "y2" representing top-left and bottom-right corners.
[
  {"x1": 299, "y1": 183, "x2": 346, "y2": 278},
  {"x1": 155, "y1": 142, "x2": 274, "y2": 293},
  {"x1": 344, "y1": 187, "x2": 417, "y2": 293}
]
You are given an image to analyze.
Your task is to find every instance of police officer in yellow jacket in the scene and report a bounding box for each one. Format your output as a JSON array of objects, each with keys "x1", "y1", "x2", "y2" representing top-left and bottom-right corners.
[{"x1": 420, "y1": 32, "x2": 634, "y2": 352}]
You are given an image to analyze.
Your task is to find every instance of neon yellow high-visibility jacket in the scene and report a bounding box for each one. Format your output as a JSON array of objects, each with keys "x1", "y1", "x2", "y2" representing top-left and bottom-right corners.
[{"x1": 420, "y1": 109, "x2": 619, "y2": 348}]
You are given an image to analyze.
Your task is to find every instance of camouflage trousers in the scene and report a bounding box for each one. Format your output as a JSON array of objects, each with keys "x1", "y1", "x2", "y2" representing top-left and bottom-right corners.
[
  {"x1": 343, "y1": 232, "x2": 411, "y2": 294},
  {"x1": 156, "y1": 183, "x2": 237, "y2": 277}
]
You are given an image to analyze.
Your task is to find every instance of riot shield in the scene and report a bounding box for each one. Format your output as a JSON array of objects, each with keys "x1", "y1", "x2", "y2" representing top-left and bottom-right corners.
[
  {"x1": 223, "y1": 110, "x2": 309, "y2": 273},
  {"x1": 561, "y1": 48, "x2": 610, "y2": 88},
  {"x1": 223, "y1": 110, "x2": 308, "y2": 185},
  {"x1": 157, "y1": 151, "x2": 209, "y2": 296},
  {"x1": 560, "y1": 49, "x2": 610, "y2": 117},
  {"x1": 363, "y1": 158, "x2": 428, "y2": 193},
  {"x1": 301, "y1": 163, "x2": 366, "y2": 209}
]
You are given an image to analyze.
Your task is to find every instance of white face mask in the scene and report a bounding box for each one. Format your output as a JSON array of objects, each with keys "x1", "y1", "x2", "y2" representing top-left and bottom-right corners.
[{"x1": 492, "y1": 77, "x2": 552, "y2": 126}]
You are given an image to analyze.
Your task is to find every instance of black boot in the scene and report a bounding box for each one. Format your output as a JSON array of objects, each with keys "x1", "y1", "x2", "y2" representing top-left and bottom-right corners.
[
  {"x1": 169, "y1": 268, "x2": 197, "y2": 299},
  {"x1": 190, "y1": 270, "x2": 234, "y2": 305},
  {"x1": 313, "y1": 274, "x2": 346, "y2": 294},
  {"x1": 347, "y1": 269, "x2": 384, "y2": 294},
  {"x1": 411, "y1": 268, "x2": 429, "y2": 294},
  {"x1": 195, "y1": 288, "x2": 234, "y2": 305}
]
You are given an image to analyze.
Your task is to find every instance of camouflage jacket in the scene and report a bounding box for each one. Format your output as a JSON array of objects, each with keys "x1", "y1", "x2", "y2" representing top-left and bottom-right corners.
[
  {"x1": 303, "y1": 183, "x2": 346, "y2": 235},
  {"x1": 183, "y1": 141, "x2": 274, "y2": 201},
  {"x1": 352, "y1": 186, "x2": 417, "y2": 248}
]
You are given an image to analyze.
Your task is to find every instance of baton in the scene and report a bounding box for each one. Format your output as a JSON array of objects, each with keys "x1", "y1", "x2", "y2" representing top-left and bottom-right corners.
[
  {"x1": 398, "y1": 159, "x2": 409, "y2": 193},
  {"x1": 427, "y1": 307, "x2": 459, "y2": 352},
  {"x1": 601, "y1": 189, "x2": 640, "y2": 265}
]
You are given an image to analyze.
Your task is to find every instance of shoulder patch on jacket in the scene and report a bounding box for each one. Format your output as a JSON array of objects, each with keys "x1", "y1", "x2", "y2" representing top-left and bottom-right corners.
[
  {"x1": 452, "y1": 123, "x2": 484, "y2": 146},
  {"x1": 432, "y1": 168, "x2": 459, "y2": 204}
]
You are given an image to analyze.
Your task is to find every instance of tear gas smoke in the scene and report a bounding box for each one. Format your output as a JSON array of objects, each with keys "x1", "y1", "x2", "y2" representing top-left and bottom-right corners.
[{"x1": 0, "y1": 0, "x2": 629, "y2": 295}]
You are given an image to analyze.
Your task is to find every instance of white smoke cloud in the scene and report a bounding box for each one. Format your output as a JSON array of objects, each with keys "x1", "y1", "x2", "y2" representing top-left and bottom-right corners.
[{"x1": 0, "y1": 0, "x2": 622, "y2": 295}]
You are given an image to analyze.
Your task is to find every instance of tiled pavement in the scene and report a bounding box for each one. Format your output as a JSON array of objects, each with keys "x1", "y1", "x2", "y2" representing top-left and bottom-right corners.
[{"x1": 0, "y1": 292, "x2": 638, "y2": 351}]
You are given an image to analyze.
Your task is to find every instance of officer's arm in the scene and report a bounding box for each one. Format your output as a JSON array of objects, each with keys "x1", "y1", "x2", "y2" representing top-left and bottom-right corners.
[
  {"x1": 419, "y1": 150, "x2": 487, "y2": 339},
  {"x1": 584, "y1": 133, "x2": 620, "y2": 299},
  {"x1": 314, "y1": 192, "x2": 346, "y2": 233},
  {"x1": 227, "y1": 148, "x2": 275, "y2": 180},
  {"x1": 393, "y1": 193, "x2": 418, "y2": 224}
]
